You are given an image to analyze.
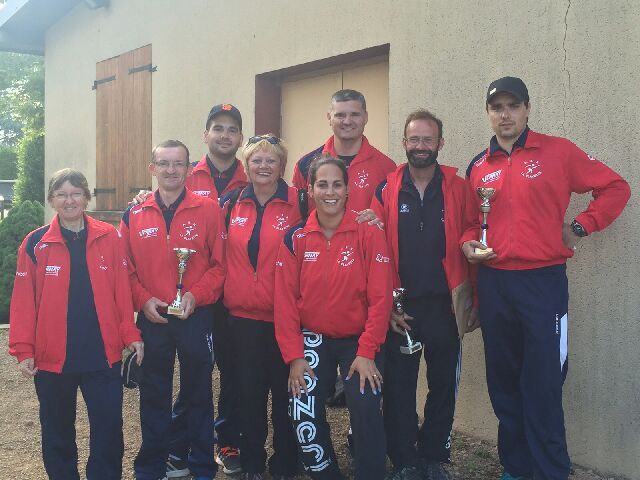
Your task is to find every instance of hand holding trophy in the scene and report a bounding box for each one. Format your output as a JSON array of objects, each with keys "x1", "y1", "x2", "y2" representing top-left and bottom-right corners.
[
  {"x1": 474, "y1": 187, "x2": 496, "y2": 255},
  {"x1": 393, "y1": 288, "x2": 423, "y2": 355},
  {"x1": 167, "y1": 248, "x2": 196, "y2": 316}
]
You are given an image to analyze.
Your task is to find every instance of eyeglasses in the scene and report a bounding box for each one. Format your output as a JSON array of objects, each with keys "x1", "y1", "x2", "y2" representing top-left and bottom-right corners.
[
  {"x1": 153, "y1": 160, "x2": 189, "y2": 169},
  {"x1": 248, "y1": 135, "x2": 281, "y2": 145},
  {"x1": 405, "y1": 136, "x2": 439, "y2": 147},
  {"x1": 52, "y1": 192, "x2": 85, "y2": 201}
]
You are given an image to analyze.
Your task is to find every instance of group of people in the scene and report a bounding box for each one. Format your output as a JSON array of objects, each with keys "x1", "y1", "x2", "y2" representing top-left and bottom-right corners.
[{"x1": 8, "y1": 76, "x2": 630, "y2": 480}]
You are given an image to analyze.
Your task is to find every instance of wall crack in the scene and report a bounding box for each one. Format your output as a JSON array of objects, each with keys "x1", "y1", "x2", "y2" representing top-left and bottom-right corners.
[{"x1": 562, "y1": 0, "x2": 571, "y2": 135}]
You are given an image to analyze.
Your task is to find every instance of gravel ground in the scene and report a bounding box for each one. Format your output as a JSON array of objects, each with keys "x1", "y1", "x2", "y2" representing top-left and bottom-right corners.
[{"x1": 0, "y1": 328, "x2": 622, "y2": 479}]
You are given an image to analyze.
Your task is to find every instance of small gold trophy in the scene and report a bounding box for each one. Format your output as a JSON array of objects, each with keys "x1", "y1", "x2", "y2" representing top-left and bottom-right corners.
[
  {"x1": 474, "y1": 187, "x2": 496, "y2": 255},
  {"x1": 167, "y1": 248, "x2": 196, "y2": 315},
  {"x1": 393, "y1": 288, "x2": 423, "y2": 355}
]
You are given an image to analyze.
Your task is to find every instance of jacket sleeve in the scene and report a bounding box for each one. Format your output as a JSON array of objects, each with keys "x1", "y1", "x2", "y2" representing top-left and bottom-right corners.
[
  {"x1": 459, "y1": 175, "x2": 481, "y2": 246},
  {"x1": 8, "y1": 236, "x2": 38, "y2": 363},
  {"x1": 187, "y1": 202, "x2": 226, "y2": 306},
  {"x1": 118, "y1": 219, "x2": 153, "y2": 312},
  {"x1": 274, "y1": 239, "x2": 304, "y2": 364},
  {"x1": 113, "y1": 230, "x2": 141, "y2": 346},
  {"x1": 370, "y1": 180, "x2": 401, "y2": 289},
  {"x1": 565, "y1": 143, "x2": 631, "y2": 234},
  {"x1": 357, "y1": 224, "x2": 392, "y2": 359},
  {"x1": 292, "y1": 161, "x2": 307, "y2": 191}
]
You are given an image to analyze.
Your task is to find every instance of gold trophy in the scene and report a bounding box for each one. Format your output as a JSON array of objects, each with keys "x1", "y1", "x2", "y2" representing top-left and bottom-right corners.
[
  {"x1": 393, "y1": 288, "x2": 423, "y2": 355},
  {"x1": 167, "y1": 248, "x2": 196, "y2": 315},
  {"x1": 474, "y1": 187, "x2": 496, "y2": 255}
]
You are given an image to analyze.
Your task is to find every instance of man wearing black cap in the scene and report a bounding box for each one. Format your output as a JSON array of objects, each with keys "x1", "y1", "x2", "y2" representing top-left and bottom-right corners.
[
  {"x1": 460, "y1": 77, "x2": 630, "y2": 480},
  {"x1": 166, "y1": 104, "x2": 248, "y2": 478}
]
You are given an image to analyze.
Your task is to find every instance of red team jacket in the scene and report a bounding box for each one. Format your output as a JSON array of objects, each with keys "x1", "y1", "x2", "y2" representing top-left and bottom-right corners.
[
  {"x1": 222, "y1": 182, "x2": 303, "y2": 322},
  {"x1": 120, "y1": 189, "x2": 225, "y2": 311},
  {"x1": 274, "y1": 210, "x2": 392, "y2": 364},
  {"x1": 461, "y1": 130, "x2": 631, "y2": 270},
  {"x1": 371, "y1": 163, "x2": 471, "y2": 294},
  {"x1": 188, "y1": 156, "x2": 248, "y2": 200},
  {"x1": 292, "y1": 135, "x2": 396, "y2": 211},
  {"x1": 9, "y1": 215, "x2": 140, "y2": 373}
]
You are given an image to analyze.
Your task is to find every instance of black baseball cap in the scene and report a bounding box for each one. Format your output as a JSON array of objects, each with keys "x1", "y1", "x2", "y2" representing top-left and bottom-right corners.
[
  {"x1": 486, "y1": 77, "x2": 529, "y2": 104},
  {"x1": 206, "y1": 103, "x2": 242, "y2": 130}
]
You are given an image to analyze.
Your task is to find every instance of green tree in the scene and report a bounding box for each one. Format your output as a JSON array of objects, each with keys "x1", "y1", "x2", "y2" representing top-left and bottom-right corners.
[
  {"x1": 13, "y1": 131, "x2": 44, "y2": 204},
  {"x1": 0, "y1": 52, "x2": 44, "y2": 146},
  {"x1": 0, "y1": 145, "x2": 17, "y2": 179},
  {"x1": 0, "y1": 199, "x2": 44, "y2": 323}
]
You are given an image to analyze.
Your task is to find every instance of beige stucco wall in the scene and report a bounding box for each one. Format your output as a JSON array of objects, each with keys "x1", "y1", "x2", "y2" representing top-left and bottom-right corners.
[{"x1": 44, "y1": 1, "x2": 639, "y2": 477}]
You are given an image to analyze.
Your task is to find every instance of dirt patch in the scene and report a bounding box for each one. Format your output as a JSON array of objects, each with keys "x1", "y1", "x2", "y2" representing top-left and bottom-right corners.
[{"x1": 0, "y1": 329, "x2": 621, "y2": 479}]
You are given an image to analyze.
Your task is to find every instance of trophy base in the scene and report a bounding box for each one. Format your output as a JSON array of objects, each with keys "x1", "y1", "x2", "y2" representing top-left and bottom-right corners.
[
  {"x1": 474, "y1": 246, "x2": 494, "y2": 256},
  {"x1": 167, "y1": 305, "x2": 184, "y2": 316},
  {"x1": 400, "y1": 342, "x2": 423, "y2": 355}
]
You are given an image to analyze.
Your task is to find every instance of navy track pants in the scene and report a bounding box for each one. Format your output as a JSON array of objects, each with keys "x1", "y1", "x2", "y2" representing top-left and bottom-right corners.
[
  {"x1": 134, "y1": 306, "x2": 216, "y2": 480},
  {"x1": 34, "y1": 364, "x2": 124, "y2": 480},
  {"x1": 479, "y1": 264, "x2": 570, "y2": 479}
]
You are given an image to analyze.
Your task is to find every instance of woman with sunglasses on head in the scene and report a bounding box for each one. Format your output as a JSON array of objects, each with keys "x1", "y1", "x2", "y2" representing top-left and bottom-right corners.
[
  {"x1": 8, "y1": 168, "x2": 143, "y2": 480},
  {"x1": 220, "y1": 134, "x2": 301, "y2": 480},
  {"x1": 274, "y1": 156, "x2": 392, "y2": 480}
]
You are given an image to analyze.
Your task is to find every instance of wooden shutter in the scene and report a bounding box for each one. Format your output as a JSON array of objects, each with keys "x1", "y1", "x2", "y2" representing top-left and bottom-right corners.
[{"x1": 95, "y1": 44, "x2": 152, "y2": 211}]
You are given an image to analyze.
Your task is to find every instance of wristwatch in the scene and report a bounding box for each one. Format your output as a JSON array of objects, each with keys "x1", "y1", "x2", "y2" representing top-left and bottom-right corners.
[{"x1": 571, "y1": 220, "x2": 588, "y2": 238}]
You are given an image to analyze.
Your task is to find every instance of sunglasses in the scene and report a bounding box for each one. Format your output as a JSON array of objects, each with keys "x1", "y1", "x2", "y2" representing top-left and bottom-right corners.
[{"x1": 248, "y1": 135, "x2": 281, "y2": 145}]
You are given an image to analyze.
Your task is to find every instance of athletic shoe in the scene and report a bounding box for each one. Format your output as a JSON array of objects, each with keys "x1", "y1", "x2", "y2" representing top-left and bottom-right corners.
[
  {"x1": 216, "y1": 446, "x2": 242, "y2": 474},
  {"x1": 423, "y1": 462, "x2": 450, "y2": 480},
  {"x1": 500, "y1": 473, "x2": 532, "y2": 480},
  {"x1": 166, "y1": 455, "x2": 190, "y2": 478},
  {"x1": 239, "y1": 473, "x2": 263, "y2": 480},
  {"x1": 385, "y1": 466, "x2": 425, "y2": 480}
]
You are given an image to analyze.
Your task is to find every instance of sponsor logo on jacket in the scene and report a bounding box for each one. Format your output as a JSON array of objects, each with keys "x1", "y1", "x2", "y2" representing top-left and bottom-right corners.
[
  {"x1": 45, "y1": 265, "x2": 62, "y2": 276},
  {"x1": 99, "y1": 255, "x2": 108, "y2": 271},
  {"x1": 139, "y1": 227, "x2": 159, "y2": 239},
  {"x1": 482, "y1": 169, "x2": 502, "y2": 184},
  {"x1": 192, "y1": 190, "x2": 211, "y2": 197},
  {"x1": 15, "y1": 271, "x2": 27, "y2": 277},
  {"x1": 231, "y1": 217, "x2": 248, "y2": 227},
  {"x1": 304, "y1": 251, "x2": 320, "y2": 262}
]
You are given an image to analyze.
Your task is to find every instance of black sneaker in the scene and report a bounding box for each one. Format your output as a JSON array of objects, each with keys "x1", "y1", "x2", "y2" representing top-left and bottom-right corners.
[
  {"x1": 216, "y1": 446, "x2": 242, "y2": 474},
  {"x1": 385, "y1": 466, "x2": 425, "y2": 480},
  {"x1": 423, "y1": 462, "x2": 450, "y2": 480},
  {"x1": 165, "y1": 455, "x2": 190, "y2": 478}
]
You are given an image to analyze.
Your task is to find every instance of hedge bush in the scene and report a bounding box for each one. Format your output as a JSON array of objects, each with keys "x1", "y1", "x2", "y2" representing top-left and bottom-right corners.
[
  {"x1": 0, "y1": 200, "x2": 44, "y2": 323},
  {"x1": 0, "y1": 145, "x2": 17, "y2": 179},
  {"x1": 13, "y1": 131, "x2": 44, "y2": 204}
]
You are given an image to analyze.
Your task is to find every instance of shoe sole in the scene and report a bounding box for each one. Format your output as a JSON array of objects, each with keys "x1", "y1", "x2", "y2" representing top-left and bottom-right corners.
[
  {"x1": 215, "y1": 456, "x2": 242, "y2": 475},
  {"x1": 166, "y1": 469, "x2": 190, "y2": 478}
]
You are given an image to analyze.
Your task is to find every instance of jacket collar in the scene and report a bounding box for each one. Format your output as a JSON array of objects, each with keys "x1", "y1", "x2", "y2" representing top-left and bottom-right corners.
[
  {"x1": 239, "y1": 178, "x2": 290, "y2": 204},
  {"x1": 42, "y1": 213, "x2": 112, "y2": 245},
  {"x1": 489, "y1": 127, "x2": 540, "y2": 156},
  {"x1": 303, "y1": 207, "x2": 358, "y2": 235},
  {"x1": 323, "y1": 135, "x2": 374, "y2": 164}
]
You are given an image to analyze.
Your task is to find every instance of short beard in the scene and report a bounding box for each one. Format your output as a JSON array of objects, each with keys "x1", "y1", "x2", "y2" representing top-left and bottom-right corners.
[{"x1": 406, "y1": 149, "x2": 438, "y2": 168}]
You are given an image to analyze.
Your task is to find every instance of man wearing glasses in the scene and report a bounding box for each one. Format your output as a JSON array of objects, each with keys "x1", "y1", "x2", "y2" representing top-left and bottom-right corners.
[
  {"x1": 371, "y1": 110, "x2": 476, "y2": 480},
  {"x1": 121, "y1": 140, "x2": 226, "y2": 480}
]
